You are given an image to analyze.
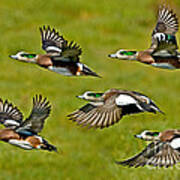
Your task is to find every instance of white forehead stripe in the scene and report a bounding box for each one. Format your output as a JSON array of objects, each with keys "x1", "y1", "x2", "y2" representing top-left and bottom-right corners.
[{"x1": 115, "y1": 94, "x2": 137, "y2": 106}]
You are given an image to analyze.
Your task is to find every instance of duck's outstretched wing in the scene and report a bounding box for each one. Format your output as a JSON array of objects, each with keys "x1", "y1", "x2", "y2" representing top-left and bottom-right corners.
[
  {"x1": 40, "y1": 25, "x2": 67, "y2": 54},
  {"x1": 67, "y1": 96, "x2": 122, "y2": 129},
  {"x1": 152, "y1": 6, "x2": 178, "y2": 36},
  {"x1": 16, "y1": 95, "x2": 51, "y2": 134},
  {"x1": 116, "y1": 142, "x2": 180, "y2": 168},
  {"x1": 59, "y1": 41, "x2": 82, "y2": 62},
  {"x1": 150, "y1": 6, "x2": 179, "y2": 54},
  {"x1": 40, "y1": 25, "x2": 82, "y2": 62},
  {"x1": 68, "y1": 89, "x2": 162, "y2": 129},
  {"x1": 0, "y1": 99, "x2": 23, "y2": 128}
]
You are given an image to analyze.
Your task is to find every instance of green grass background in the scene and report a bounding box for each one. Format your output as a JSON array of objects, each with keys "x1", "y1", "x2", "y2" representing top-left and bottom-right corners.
[{"x1": 0, "y1": 0, "x2": 179, "y2": 179}]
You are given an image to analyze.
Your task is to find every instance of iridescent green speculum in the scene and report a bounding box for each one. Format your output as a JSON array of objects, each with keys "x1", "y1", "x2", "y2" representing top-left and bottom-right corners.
[
  {"x1": 167, "y1": 34, "x2": 171, "y2": 40},
  {"x1": 167, "y1": 34, "x2": 176, "y2": 43}
]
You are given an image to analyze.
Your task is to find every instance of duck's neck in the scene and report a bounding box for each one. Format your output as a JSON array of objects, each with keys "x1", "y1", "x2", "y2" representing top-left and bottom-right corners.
[
  {"x1": 125, "y1": 55, "x2": 137, "y2": 60},
  {"x1": 121, "y1": 52, "x2": 138, "y2": 60}
]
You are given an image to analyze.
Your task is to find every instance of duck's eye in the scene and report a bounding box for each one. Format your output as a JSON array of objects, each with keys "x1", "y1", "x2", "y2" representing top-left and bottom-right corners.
[
  {"x1": 21, "y1": 54, "x2": 36, "y2": 58},
  {"x1": 88, "y1": 93, "x2": 103, "y2": 97}
]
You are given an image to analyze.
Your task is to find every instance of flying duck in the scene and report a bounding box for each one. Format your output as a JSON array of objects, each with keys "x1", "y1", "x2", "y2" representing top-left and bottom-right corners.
[
  {"x1": 10, "y1": 26, "x2": 100, "y2": 77},
  {"x1": 0, "y1": 95, "x2": 57, "y2": 152},
  {"x1": 67, "y1": 89, "x2": 163, "y2": 129},
  {"x1": 116, "y1": 129, "x2": 180, "y2": 168},
  {"x1": 109, "y1": 6, "x2": 180, "y2": 69}
]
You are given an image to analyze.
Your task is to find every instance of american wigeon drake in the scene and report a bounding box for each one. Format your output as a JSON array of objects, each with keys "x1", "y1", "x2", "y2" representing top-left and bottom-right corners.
[
  {"x1": 10, "y1": 26, "x2": 100, "y2": 77},
  {"x1": 109, "y1": 6, "x2": 180, "y2": 69},
  {"x1": 116, "y1": 129, "x2": 180, "y2": 168},
  {"x1": 0, "y1": 95, "x2": 57, "y2": 152},
  {"x1": 67, "y1": 89, "x2": 163, "y2": 129}
]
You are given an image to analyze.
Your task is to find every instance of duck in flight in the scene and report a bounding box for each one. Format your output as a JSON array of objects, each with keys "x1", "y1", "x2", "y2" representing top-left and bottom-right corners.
[
  {"x1": 10, "y1": 26, "x2": 100, "y2": 77},
  {"x1": 68, "y1": 89, "x2": 163, "y2": 129},
  {"x1": 0, "y1": 95, "x2": 57, "y2": 152},
  {"x1": 109, "y1": 6, "x2": 180, "y2": 69},
  {"x1": 116, "y1": 129, "x2": 180, "y2": 168}
]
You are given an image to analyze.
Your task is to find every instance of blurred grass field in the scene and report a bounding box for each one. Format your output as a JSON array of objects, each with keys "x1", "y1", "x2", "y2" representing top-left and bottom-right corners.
[{"x1": 0, "y1": 0, "x2": 180, "y2": 179}]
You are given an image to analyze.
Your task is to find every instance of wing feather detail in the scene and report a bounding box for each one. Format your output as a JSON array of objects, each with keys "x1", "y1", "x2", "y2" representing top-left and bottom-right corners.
[
  {"x1": 16, "y1": 95, "x2": 51, "y2": 134},
  {"x1": 116, "y1": 142, "x2": 180, "y2": 168},
  {"x1": 0, "y1": 99, "x2": 23, "y2": 128}
]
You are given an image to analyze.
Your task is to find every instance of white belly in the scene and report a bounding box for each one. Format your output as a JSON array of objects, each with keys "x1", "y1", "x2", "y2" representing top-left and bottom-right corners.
[
  {"x1": 48, "y1": 66, "x2": 73, "y2": 76},
  {"x1": 151, "y1": 63, "x2": 176, "y2": 69},
  {"x1": 8, "y1": 139, "x2": 33, "y2": 150}
]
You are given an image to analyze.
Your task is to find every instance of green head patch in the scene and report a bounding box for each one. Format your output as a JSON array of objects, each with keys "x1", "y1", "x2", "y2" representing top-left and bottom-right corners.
[
  {"x1": 152, "y1": 132, "x2": 159, "y2": 137},
  {"x1": 21, "y1": 53, "x2": 36, "y2": 58},
  {"x1": 146, "y1": 131, "x2": 159, "y2": 137},
  {"x1": 120, "y1": 51, "x2": 137, "y2": 56},
  {"x1": 88, "y1": 93, "x2": 103, "y2": 98}
]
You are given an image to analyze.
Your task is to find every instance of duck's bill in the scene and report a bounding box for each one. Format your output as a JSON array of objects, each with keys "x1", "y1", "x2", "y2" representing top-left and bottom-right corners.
[
  {"x1": 9, "y1": 55, "x2": 18, "y2": 60},
  {"x1": 134, "y1": 134, "x2": 142, "y2": 139},
  {"x1": 76, "y1": 95, "x2": 84, "y2": 99},
  {"x1": 108, "y1": 53, "x2": 117, "y2": 58}
]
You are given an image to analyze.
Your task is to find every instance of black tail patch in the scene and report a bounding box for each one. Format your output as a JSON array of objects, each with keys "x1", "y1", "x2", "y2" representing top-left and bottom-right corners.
[{"x1": 42, "y1": 139, "x2": 57, "y2": 152}]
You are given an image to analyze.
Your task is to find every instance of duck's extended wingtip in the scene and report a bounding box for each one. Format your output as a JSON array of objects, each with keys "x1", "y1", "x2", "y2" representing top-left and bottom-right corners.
[
  {"x1": 115, "y1": 160, "x2": 123, "y2": 165},
  {"x1": 95, "y1": 74, "x2": 102, "y2": 78},
  {"x1": 55, "y1": 147, "x2": 63, "y2": 154},
  {"x1": 160, "y1": 110, "x2": 165, "y2": 115}
]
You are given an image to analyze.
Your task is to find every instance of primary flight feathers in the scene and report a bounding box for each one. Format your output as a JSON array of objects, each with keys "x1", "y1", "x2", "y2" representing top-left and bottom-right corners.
[
  {"x1": 152, "y1": 5, "x2": 179, "y2": 35},
  {"x1": 40, "y1": 26, "x2": 82, "y2": 60}
]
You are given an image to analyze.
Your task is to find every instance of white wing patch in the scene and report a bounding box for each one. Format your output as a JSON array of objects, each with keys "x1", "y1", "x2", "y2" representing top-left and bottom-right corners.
[
  {"x1": 46, "y1": 46, "x2": 62, "y2": 53},
  {"x1": 115, "y1": 94, "x2": 137, "y2": 106},
  {"x1": 170, "y1": 138, "x2": 180, "y2": 149},
  {"x1": 4, "y1": 120, "x2": 20, "y2": 127},
  {"x1": 154, "y1": 33, "x2": 166, "y2": 41}
]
